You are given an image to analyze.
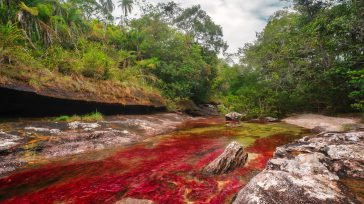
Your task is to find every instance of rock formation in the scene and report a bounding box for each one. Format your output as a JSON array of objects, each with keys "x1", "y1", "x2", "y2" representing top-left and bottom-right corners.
[
  {"x1": 204, "y1": 141, "x2": 248, "y2": 174},
  {"x1": 225, "y1": 112, "x2": 244, "y2": 121},
  {"x1": 0, "y1": 77, "x2": 165, "y2": 117},
  {"x1": 233, "y1": 131, "x2": 364, "y2": 204}
]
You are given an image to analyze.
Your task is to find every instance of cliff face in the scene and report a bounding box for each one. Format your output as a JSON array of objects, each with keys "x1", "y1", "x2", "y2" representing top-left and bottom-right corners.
[{"x1": 0, "y1": 74, "x2": 165, "y2": 116}]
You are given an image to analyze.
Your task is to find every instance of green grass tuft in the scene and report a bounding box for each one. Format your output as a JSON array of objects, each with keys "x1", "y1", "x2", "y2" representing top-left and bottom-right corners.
[{"x1": 55, "y1": 111, "x2": 103, "y2": 122}]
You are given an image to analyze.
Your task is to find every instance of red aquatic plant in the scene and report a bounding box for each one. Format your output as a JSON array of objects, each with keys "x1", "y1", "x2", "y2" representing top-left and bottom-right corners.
[{"x1": 0, "y1": 126, "x2": 299, "y2": 203}]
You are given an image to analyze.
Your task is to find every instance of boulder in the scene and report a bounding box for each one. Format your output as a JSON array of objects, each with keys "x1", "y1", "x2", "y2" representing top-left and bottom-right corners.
[
  {"x1": 225, "y1": 112, "x2": 244, "y2": 121},
  {"x1": 233, "y1": 170, "x2": 359, "y2": 204},
  {"x1": 203, "y1": 141, "x2": 248, "y2": 174},
  {"x1": 233, "y1": 131, "x2": 364, "y2": 204},
  {"x1": 177, "y1": 100, "x2": 219, "y2": 116}
]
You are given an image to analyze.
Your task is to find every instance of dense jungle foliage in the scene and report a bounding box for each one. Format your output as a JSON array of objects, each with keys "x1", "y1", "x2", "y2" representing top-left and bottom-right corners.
[
  {"x1": 0, "y1": 0, "x2": 363, "y2": 118},
  {"x1": 214, "y1": 0, "x2": 364, "y2": 118},
  {"x1": 0, "y1": 0, "x2": 226, "y2": 104}
]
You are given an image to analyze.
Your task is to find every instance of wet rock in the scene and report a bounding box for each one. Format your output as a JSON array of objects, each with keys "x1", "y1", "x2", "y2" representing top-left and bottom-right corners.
[
  {"x1": 115, "y1": 198, "x2": 154, "y2": 204},
  {"x1": 24, "y1": 127, "x2": 61, "y2": 134},
  {"x1": 41, "y1": 130, "x2": 137, "y2": 158},
  {"x1": 234, "y1": 131, "x2": 364, "y2": 204},
  {"x1": 263, "y1": 117, "x2": 279, "y2": 122},
  {"x1": 0, "y1": 159, "x2": 25, "y2": 176},
  {"x1": 311, "y1": 126, "x2": 326, "y2": 133},
  {"x1": 225, "y1": 112, "x2": 244, "y2": 121},
  {"x1": 249, "y1": 117, "x2": 279, "y2": 123},
  {"x1": 0, "y1": 131, "x2": 21, "y2": 150},
  {"x1": 203, "y1": 141, "x2": 248, "y2": 174},
  {"x1": 68, "y1": 122, "x2": 100, "y2": 131},
  {"x1": 177, "y1": 100, "x2": 219, "y2": 116},
  {"x1": 197, "y1": 104, "x2": 220, "y2": 116}
]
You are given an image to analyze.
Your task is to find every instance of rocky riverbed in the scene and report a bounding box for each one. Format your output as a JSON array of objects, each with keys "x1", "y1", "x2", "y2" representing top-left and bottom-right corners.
[
  {"x1": 0, "y1": 113, "x2": 190, "y2": 176},
  {"x1": 233, "y1": 131, "x2": 364, "y2": 204},
  {"x1": 0, "y1": 117, "x2": 307, "y2": 203}
]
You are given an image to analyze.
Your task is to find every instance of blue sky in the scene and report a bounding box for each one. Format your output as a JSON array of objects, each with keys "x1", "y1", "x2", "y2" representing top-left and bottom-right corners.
[{"x1": 115, "y1": 0, "x2": 288, "y2": 53}]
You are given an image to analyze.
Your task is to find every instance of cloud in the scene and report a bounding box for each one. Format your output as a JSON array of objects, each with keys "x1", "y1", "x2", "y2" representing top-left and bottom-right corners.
[{"x1": 114, "y1": 0, "x2": 287, "y2": 53}]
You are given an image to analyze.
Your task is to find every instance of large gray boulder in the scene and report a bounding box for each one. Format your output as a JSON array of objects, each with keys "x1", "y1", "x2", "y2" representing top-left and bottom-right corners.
[
  {"x1": 225, "y1": 112, "x2": 244, "y2": 121},
  {"x1": 203, "y1": 141, "x2": 248, "y2": 174},
  {"x1": 233, "y1": 131, "x2": 364, "y2": 204}
]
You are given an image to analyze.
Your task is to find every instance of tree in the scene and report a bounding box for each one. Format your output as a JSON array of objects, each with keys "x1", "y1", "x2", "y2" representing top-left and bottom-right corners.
[
  {"x1": 99, "y1": 0, "x2": 114, "y2": 13},
  {"x1": 118, "y1": 0, "x2": 134, "y2": 25},
  {"x1": 174, "y1": 5, "x2": 227, "y2": 54},
  {"x1": 217, "y1": 0, "x2": 363, "y2": 116}
]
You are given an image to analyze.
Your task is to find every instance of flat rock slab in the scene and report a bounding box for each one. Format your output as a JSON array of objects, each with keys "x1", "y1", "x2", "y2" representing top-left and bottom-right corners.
[
  {"x1": 283, "y1": 114, "x2": 358, "y2": 132},
  {"x1": 203, "y1": 141, "x2": 248, "y2": 174}
]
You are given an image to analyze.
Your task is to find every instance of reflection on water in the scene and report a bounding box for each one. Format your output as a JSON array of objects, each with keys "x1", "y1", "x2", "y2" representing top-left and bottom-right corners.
[{"x1": 0, "y1": 118, "x2": 306, "y2": 204}]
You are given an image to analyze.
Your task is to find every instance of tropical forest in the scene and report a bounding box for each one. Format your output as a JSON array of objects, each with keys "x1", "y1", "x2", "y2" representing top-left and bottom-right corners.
[{"x1": 0, "y1": 0, "x2": 363, "y2": 203}]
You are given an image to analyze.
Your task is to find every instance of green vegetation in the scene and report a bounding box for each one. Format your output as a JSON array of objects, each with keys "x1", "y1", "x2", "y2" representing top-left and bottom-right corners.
[
  {"x1": 0, "y1": 0, "x2": 362, "y2": 117},
  {"x1": 213, "y1": 0, "x2": 364, "y2": 118},
  {"x1": 0, "y1": 0, "x2": 224, "y2": 105},
  {"x1": 55, "y1": 111, "x2": 104, "y2": 122}
]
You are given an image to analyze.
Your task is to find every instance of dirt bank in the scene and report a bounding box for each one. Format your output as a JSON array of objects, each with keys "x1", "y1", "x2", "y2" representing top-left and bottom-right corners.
[{"x1": 0, "y1": 72, "x2": 165, "y2": 114}]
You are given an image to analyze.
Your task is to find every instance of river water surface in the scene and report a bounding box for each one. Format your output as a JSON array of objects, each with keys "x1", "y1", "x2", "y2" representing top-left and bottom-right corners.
[{"x1": 0, "y1": 117, "x2": 306, "y2": 203}]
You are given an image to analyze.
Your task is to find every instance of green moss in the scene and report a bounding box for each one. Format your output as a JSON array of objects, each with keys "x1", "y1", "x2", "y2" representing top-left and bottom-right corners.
[{"x1": 55, "y1": 115, "x2": 81, "y2": 122}]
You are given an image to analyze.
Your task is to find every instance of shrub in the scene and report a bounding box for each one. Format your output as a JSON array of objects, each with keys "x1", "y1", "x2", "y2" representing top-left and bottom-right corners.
[{"x1": 82, "y1": 48, "x2": 112, "y2": 79}]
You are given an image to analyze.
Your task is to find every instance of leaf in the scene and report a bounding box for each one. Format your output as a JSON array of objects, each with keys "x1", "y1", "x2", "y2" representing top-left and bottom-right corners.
[{"x1": 19, "y1": 2, "x2": 39, "y2": 16}]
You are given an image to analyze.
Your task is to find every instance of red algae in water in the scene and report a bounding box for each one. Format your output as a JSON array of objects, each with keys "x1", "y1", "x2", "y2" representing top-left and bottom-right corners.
[{"x1": 0, "y1": 123, "x2": 301, "y2": 204}]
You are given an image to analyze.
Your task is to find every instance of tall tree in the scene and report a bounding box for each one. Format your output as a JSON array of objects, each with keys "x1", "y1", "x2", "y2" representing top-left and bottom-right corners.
[
  {"x1": 118, "y1": 0, "x2": 133, "y2": 25},
  {"x1": 99, "y1": 0, "x2": 114, "y2": 13}
]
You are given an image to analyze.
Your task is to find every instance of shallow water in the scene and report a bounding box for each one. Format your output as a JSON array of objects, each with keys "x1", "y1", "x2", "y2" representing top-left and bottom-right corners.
[{"x1": 0, "y1": 117, "x2": 306, "y2": 203}]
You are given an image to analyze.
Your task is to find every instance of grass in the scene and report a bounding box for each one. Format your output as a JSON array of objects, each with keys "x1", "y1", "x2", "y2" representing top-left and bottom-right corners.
[
  {"x1": 342, "y1": 124, "x2": 355, "y2": 132},
  {"x1": 55, "y1": 111, "x2": 104, "y2": 122}
]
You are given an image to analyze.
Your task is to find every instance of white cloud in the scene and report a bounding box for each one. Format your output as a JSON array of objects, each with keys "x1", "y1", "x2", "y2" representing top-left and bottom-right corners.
[{"x1": 114, "y1": 0, "x2": 287, "y2": 53}]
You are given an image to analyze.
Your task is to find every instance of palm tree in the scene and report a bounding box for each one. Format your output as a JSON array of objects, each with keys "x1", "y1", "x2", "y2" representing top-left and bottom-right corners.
[
  {"x1": 98, "y1": 0, "x2": 114, "y2": 21},
  {"x1": 99, "y1": 0, "x2": 114, "y2": 13},
  {"x1": 16, "y1": 0, "x2": 85, "y2": 47},
  {"x1": 118, "y1": 0, "x2": 133, "y2": 25}
]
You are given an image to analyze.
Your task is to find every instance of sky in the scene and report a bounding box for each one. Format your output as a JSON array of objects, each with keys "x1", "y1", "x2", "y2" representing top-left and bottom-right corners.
[{"x1": 115, "y1": 0, "x2": 288, "y2": 54}]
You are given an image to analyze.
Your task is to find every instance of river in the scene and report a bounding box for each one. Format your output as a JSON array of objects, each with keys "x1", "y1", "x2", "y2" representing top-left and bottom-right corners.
[{"x1": 0, "y1": 115, "x2": 307, "y2": 203}]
